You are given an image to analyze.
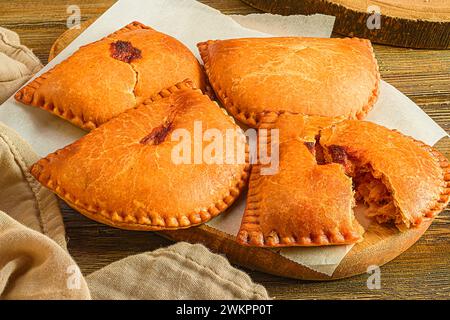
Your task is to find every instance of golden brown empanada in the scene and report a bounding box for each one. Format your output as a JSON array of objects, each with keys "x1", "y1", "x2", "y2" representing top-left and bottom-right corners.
[
  {"x1": 15, "y1": 21, "x2": 206, "y2": 130},
  {"x1": 31, "y1": 80, "x2": 249, "y2": 231},
  {"x1": 198, "y1": 37, "x2": 379, "y2": 127},
  {"x1": 237, "y1": 113, "x2": 449, "y2": 247}
]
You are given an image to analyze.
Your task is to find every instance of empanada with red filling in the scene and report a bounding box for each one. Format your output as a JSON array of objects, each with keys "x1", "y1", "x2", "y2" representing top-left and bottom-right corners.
[
  {"x1": 238, "y1": 113, "x2": 364, "y2": 246},
  {"x1": 320, "y1": 120, "x2": 450, "y2": 231}
]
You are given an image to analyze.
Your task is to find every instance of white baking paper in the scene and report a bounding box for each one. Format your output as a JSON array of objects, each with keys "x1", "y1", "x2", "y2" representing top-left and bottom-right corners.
[
  {"x1": 230, "y1": 13, "x2": 335, "y2": 38},
  {"x1": 0, "y1": 0, "x2": 447, "y2": 277}
]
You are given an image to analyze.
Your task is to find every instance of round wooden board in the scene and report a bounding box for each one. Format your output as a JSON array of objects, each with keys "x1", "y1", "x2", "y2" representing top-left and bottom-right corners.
[
  {"x1": 241, "y1": 0, "x2": 450, "y2": 49},
  {"x1": 49, "y1": 20, "x2": 435, "y2": 280}
]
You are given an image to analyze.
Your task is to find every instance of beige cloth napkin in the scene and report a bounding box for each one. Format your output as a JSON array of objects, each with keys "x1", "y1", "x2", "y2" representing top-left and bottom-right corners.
[
  {"x1": 0, "y1": 123, "x2": 90, "y2": 299},
  {"x1": 0, "y1": 28, "x2": 269, "y2": 299},
  {"x1": 87, "y1": 243, "x2": 268, "y2": 300},
  {"x1": 0, "y1": 27, "x2": 43, "y2": 104},
  {"x1": 0, "y1": 212, "x2": 91, "y2": 299}
]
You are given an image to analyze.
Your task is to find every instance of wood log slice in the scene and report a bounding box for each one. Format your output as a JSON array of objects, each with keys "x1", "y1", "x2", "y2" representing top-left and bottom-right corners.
[{"x1": 241, "y1": 0, "x2": 450, "y2": 49}]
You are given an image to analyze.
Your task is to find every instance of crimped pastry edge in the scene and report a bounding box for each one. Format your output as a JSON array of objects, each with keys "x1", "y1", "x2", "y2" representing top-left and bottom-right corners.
[
  {"x1": 405, "y1": 135, "x2": 450, "y2": 221},
  {"x1": 198, "y1": 37, "x2": 381, "y2": 128},
  {"x1": 30, "y1": 80, "x2": 251, "y2": 231}
]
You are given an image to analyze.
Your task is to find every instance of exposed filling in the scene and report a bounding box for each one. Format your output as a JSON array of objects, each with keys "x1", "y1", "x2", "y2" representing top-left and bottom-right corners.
[
  {"x1": 352, "y1": 167, "x2": 405, "y2": 228},
  {"x1": 304, "y1": 135, "x2": 326, "y2": 164},
  {"x1": 323, "y1": 144, "x2": 406, "y2": 230},
  {"x1": 140, "y1": 110, "x2": 178, "y2": 145},
  {"x1": 110, "y1": 40, "x2": 142, "y2": 63}
]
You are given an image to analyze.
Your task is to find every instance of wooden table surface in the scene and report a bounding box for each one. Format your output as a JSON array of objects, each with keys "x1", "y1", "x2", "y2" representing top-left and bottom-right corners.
[{"x1": 1, "y1": 0, "x2": 449, "y2": 300}]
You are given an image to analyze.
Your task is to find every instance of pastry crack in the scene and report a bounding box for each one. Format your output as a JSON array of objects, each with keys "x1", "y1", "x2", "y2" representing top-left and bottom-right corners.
[
  {"x1": 108, "y1": 41, "x2": 141, "y2": 101},
  {"x1": 311, "y1": 136, "x2": 405, "y2": 230},
  {"x1": 129, "y1": 63, "x2": 140, "y2": 100},
  {"x1": 299, "y1": 130, "x2": 405, "y2": 231},
  {"x1": 140, "y1": 113, "x2": 176, "y2": 145}
]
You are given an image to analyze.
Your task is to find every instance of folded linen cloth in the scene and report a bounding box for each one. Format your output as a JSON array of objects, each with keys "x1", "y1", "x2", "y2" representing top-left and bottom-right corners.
[
  {"x1": 0, "y1": 211, "x2": 91, "y2": 299},
  {"x1": 0, "y1": 122, "x2": 66, "y2": 248},
  {"x1": 0, "y1": 27, "x2": 269, "y2": 300},
  {"x1": 0, "y1": 123, "x2": 89, "y2": 299},
  {"x1": 0, "y1": 27, "x2": 43, "y2": 104},
  {"x1": 87, "y1": 242, "x2": 268, "y2": 300}
]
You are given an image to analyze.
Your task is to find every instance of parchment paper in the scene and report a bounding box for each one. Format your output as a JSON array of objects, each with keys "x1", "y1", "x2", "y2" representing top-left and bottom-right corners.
[{"x1": 0, "y1": 0, "x2": 447, "y2": 276}]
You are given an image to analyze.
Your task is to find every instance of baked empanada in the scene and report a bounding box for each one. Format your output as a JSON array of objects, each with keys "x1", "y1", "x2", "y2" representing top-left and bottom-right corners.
[
  {"x1": 237, "y1": 114, "x2": 449, "y2": 247},
  {"x1": 15, "y1": 21, "x2": 206, "y2": 130},
  {"x1": 198, "y1": 37, "x2": 379, "y2": 127},
  {"x1": 31, "y1": 80, "x2": 249, "y2": 231}
]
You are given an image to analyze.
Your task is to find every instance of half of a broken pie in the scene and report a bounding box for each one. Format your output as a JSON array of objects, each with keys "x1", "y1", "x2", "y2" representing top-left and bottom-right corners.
[
  {"x1": 198, "y1": 37, "x2": 379, "y2": 127},
  {"x1": 31, "y1": 80, "x2": 249, "y2": 231},
  {"x1": 15, "y1": 21, "x2": 206, "y2": 130},
  {"x1": 237, "y1": 113, "x2": 449, "y2": 247},
  {"x1": 319, "y1": 120, "x2": 450, "y2": 231}
]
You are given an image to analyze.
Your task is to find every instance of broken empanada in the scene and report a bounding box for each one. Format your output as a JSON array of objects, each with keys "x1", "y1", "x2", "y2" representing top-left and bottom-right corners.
[
  {"x1": 237, "y1": 113, "x2": 449, "y2": 247},
  {"x1": 31, "y1": 80, "x2": 249, "y2": 231},
  {"x1": 319, "y1": 120, "x2": 450, "y2": 231},
  {"x1": 198, "y1": 37, "x2": 379, "y2": 127},
  {"x1": 15, "y1": 21, "x2": 206, "y2": 130}
]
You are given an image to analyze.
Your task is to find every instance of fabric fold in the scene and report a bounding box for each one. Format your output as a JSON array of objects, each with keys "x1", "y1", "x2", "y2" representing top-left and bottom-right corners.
[
  {"x1": 0, "y1": 122, "x2": 66, "y2": 247},
  {"x1": 0, "y1": 212, "x2": 91, "y2": 300},
  {"x1": 0, "y1": 27, "x2": 43, "y2": 104},
  {"x1": 87, "y1": 242, "x2": 269, "y2": 300}
]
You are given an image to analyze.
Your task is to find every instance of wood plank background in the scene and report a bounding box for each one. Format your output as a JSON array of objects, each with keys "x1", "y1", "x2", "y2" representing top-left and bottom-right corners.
[{"x1": 0, "y1": 0, "x2": 449, "y2": 299}]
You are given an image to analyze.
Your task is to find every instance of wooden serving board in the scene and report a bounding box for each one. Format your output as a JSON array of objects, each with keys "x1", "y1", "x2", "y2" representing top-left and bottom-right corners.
[
  {"x1": 241, "y1": 0, "x2": 450, "y2": 49},
  {"x1": 48, "y1": 20, "x2": 437, "y2": 280}
]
